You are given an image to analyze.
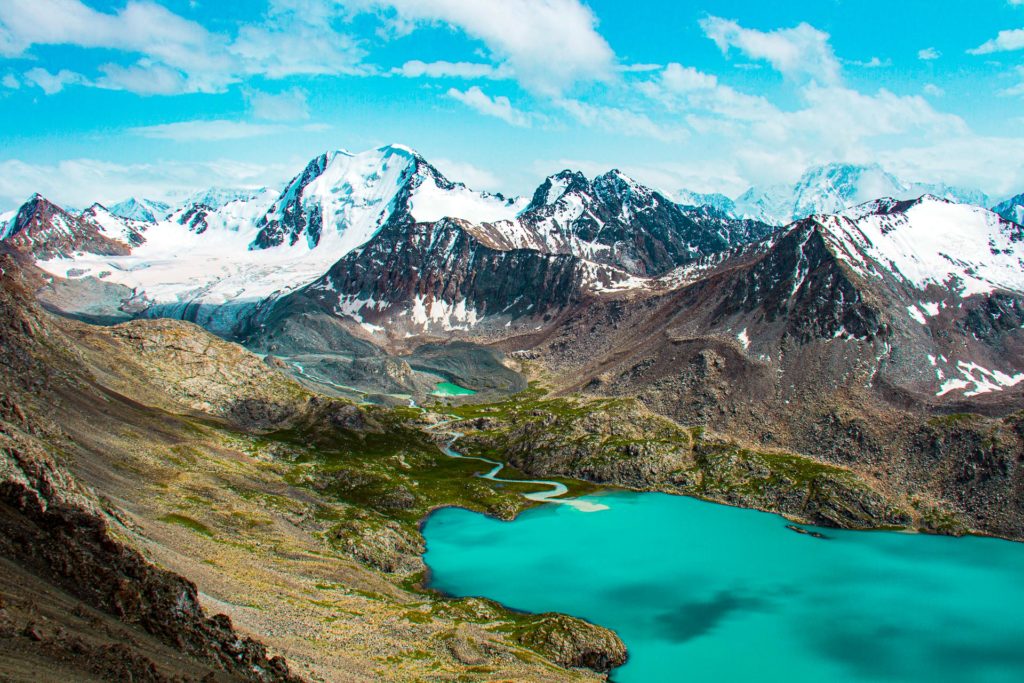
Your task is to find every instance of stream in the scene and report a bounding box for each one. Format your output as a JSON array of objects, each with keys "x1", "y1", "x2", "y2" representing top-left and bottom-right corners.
[{"x1": 441, "y1": 431, "x2": 608, "y2": 512}]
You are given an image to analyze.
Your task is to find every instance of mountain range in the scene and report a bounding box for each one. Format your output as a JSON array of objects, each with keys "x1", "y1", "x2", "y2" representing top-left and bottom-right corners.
[
  {"x1": 679, "y1": 162, "x2": 994, "y2": 225},
  {"x1": 2, "y1": 141, "x2": 1024, "y2": 681},
  {"x1": 2, "y1": 144, "x2": 1023, "y2": 542}
]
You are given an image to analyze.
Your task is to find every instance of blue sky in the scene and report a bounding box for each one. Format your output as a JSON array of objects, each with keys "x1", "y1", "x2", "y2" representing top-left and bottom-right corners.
[{"x1": 1, "y1": 0, "x2": 1023, "y2": 208}]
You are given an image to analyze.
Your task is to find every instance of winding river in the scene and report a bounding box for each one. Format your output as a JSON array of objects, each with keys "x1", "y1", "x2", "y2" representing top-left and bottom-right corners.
[
  {"x1": 427, "y1": 435, "x2": 1024, "y2": 683},
  {"x1": 441, "y1": 434, "x2": 608, "y2": 512}
]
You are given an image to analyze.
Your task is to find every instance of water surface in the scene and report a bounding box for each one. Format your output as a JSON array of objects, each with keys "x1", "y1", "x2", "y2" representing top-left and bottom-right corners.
[
  {"x1": 423, "y1": 491, "x2": 1024, "y2": 683},
  {"x1": 432, "y1": 381, "x2": 477, "y2": 397}
]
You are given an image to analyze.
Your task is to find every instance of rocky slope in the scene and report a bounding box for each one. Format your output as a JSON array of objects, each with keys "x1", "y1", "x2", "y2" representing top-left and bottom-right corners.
[
  {"x1": 6, "y1": 146, "x2": 771, "y2": 343},
  {"x1": 0, "y1": 253, "x2": 625, "y2": 681},
  {"x1": 1, "y1": 195, "x2": 133, "y2": 260},
  {"x1": 522, "y1": 197, "x2": 1024, "y2": 539},
  {"x1": 509, "y1": 169, "x2": 773, "y2": 276},
  {"x1": 993, "y1": 192, "x2": 1024, "y2": 225},
  {"x1": 448, "y1": 389, "x2": 918, "y2": 531}
]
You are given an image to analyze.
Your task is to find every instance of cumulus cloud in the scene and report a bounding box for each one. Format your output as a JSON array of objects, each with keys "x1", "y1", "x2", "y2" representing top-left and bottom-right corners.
[
  {"x1": 431, "y1": 158, "x2": 504, "y2": 190},
  {"x1": 636, "y1": 59, "x2": 972, "y2": 188},
  {"x1": 700, "y1": 16, "x2": 842, "y2": 84},
  {"x1": 0, "y1": 0, "x2": 366, "y2": 95},
  {"x1": 0, "y1": 157, "x2": 295, "y2": 208},
  {"x1": 244, "y1": 87, "x2": 311, "y2": 121},
  {"x1": 23, "y1": 67, "x2": 87, "y2": 94},
  {"x1": 968, "y1": 28, "x2": 1024, "y2": 54},
  {"x1": 918, "y1": 47, "x2": 941, "y2": 60},
  {"x1": 128, "y1": 119, "x2": 328, "y2": 141},
  {"x1": 447, "y1": 86, "x2": 533, "y2": 127},
  {"x1": 357, "y1": 0, "x2": 616, "y2": 94},
  {"x1": 556, "y1": 98, "x2": 688, "y2": 142},
  {"x1": 393, "y1": 60, "x2": 511, "y2": 79}
]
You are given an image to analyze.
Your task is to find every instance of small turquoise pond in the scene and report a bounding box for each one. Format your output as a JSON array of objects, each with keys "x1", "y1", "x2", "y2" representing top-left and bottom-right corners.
[
  {"x1": 423, "y1": 491, "x2": 1024, "y2": 683},
  {"x1": 431, "y1": 381, "x2": 477, "y2": 397}
]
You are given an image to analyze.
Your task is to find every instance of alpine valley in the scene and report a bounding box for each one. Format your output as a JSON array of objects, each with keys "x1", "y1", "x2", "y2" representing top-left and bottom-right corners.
[{"x1": 2, "y1": 144, "x2": 1024, "y2": 681}]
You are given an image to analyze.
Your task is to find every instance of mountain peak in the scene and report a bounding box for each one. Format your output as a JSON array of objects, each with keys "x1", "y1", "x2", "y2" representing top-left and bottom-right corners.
[
  {"x1": 109, "y1": 197, "x2": 171, "y2": 223},
  {"x1": 992, "y1": 191, "x2": 1024, "y2": 225},
  {"x1": 737, "y1": 163, "x2": 989, "y2": 225}
]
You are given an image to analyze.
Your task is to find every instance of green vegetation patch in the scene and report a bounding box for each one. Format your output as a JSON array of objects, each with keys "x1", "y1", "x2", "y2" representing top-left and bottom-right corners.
[{"x1": 159, "y1": 512, "x2": 214, "y2": 537}]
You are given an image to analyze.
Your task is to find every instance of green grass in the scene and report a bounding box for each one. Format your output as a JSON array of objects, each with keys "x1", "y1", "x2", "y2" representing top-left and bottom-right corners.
[{"x1": 159, "y1": 513, "x2": 214, "y2": 537}]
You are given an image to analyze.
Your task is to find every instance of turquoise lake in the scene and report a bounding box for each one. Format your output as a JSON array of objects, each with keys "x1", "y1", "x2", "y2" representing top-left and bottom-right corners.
[
  {"x1": 423, "y1": 491, "x2": 1024, "y2": 682},
  {"x1": 431, "y1": 381, "x2": 477, "y2": 397}
]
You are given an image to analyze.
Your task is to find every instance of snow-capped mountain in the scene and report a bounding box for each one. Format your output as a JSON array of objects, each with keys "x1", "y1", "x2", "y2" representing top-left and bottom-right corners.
[
  {"x1": 499, "y1": 169, "x2": 773, "y2": 276},
  {"x1": 675, "y1": 189, "x2": 736, "y2": 215},
  {"x1": 2, "y1": 194, "x2": 132, "y2": 259},
  {"x1": 993, "y1": 192, "x2": 1024, "y2": 225},
  {"x1": 5, "y1": 145, "x2": 1016, "y2": 393},
  {"x1": 80, "y1": 203, "x2": 148, "y2": 247},
  {"x1": 108, "y1": 197, "x2": 171, "y2": 223},
  {"x1": 8, "y1": 145, "x2": 531, "y2": 334},
  {"x1": 735, "y1": 163, "x2": 989, "y2": 224},
  {"x1": 178, "y1": 187, "x2": 267, "y2": 212},
  {"x1": 250, "y1": 145, "x2": 523, "y2": 252},
  {"x1": 828, "y1": 196, "x2": 1024, "y2": 297}
]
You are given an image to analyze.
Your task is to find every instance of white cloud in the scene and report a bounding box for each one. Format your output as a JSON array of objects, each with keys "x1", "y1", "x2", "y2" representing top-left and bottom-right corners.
[
  {"x1": 635, "y1": 61, "x2": 977, "y2": 189},
  {"x1": 358, "y1": 0, "x2": 616, "y2": 94},
  {"x1": 230, "y1": 1, "x2": 367, "y2": 79},
  {"x1": 0, "y1": 157, "x2": 296, "y2": 208},
  {"x1": 0, "y1": 0, "x2": 367, "y2": 95},
  {"x1": 968, "y1": 28, "x2": 1024, "y2": 55},
  {"x1": 918, "y1": 47, "x2": 941, "y2": 60},
  {"x1": 847, "y1": 56, "x2": 890, "y2": 68},
  {"x1": 878, "y1": 136, "x2": 1024, "y2": 198},
  {"x1": 95, "y1": 61, "x2": 203, "y2": 95},
  {"x1": 618, "y1": 63, "x2": 662, "y2": 73},
  {"x1": 700, "y1": 16, "x2": 842, "y2": 84},
  {"x1": 556, "y1": 99, "x2": 688, "y2": 142},
  {"x1": 1, "y1": 73, "x2": 18, "y2": 89},
  {"x1": 128, "y1": 119, "x2": 327, "y2": 141},
  {"x1": 393, "y1": 60, "x2": 510, "y2": 79},
  {"x1": 23, "y1": 67, "x2": 87, "y2": 94},
  {"x1": 244, "y1": 87, "x2": 310, "y2": 121},
  {"x1": 431, "y1": 158, "x2": 504, "y2": 191},
  {"x1": 1003, "y1": 66, "x2": 1024, "y2": 96},
  {"x1": 923, "y1": 83, "x2": 945, "y2": 97},
  {"x1": 447, "y1": 86, "x2": 533, "y2": 127}
]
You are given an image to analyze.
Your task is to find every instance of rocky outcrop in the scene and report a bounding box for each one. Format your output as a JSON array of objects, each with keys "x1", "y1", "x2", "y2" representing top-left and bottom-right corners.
[
  {"x1": 3, "y1": 195, "x2": 131, "y2": 260},
  {"x1": 74, "y1": 318, "x2": 309, "y2": 428},
  {"x1": 453, "y1": 392, "x2": 913, "y2": 531},
  {"x1": 518, "y1": 169, "x2": 774, "y2": 276},
  {"x1": 508, "y1": 614, "x2": 627, "y2": 673},
  {"x1": 300, "y1": 217, "x2": 592, "y2": 332},
  {"x1": 0, "y1": 427, "x2": 303, "y2": 682}
]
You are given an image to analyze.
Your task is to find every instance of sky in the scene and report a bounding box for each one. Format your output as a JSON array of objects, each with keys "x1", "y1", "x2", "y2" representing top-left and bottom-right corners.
[{"x1": 1, "y1": 0, "x2": 1023, "y2": 210}]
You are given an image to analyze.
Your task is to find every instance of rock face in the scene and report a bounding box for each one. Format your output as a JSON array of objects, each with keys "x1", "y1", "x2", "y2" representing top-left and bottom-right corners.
[
  {"x1": 82, "y1": 317, "x2": 307, "y2": 428},
  {"x1": 0, "y1": 256, "x2": 303, "y2": 682},
  {"x1": 993, "y1": 192, "x2": 1024, "y2": 225},
  {"x1": 509, "y1": 614, "x2": 627, "y2": 673},
  {"x1": 0, "y1": 432, "x2": 303, "y2": 683},
  {"x1": 2, "y1": 195, "x2": 132, "y2": 260},
  {"x1": 530, "y1": 198, "x2": 1024, "y2": 538},
  {"x1": 297, "y1": 217, "x2": 597, "y2": 335},
  {"x1": 514, "y1": 169, "x2": 773, "y2": 276}
]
